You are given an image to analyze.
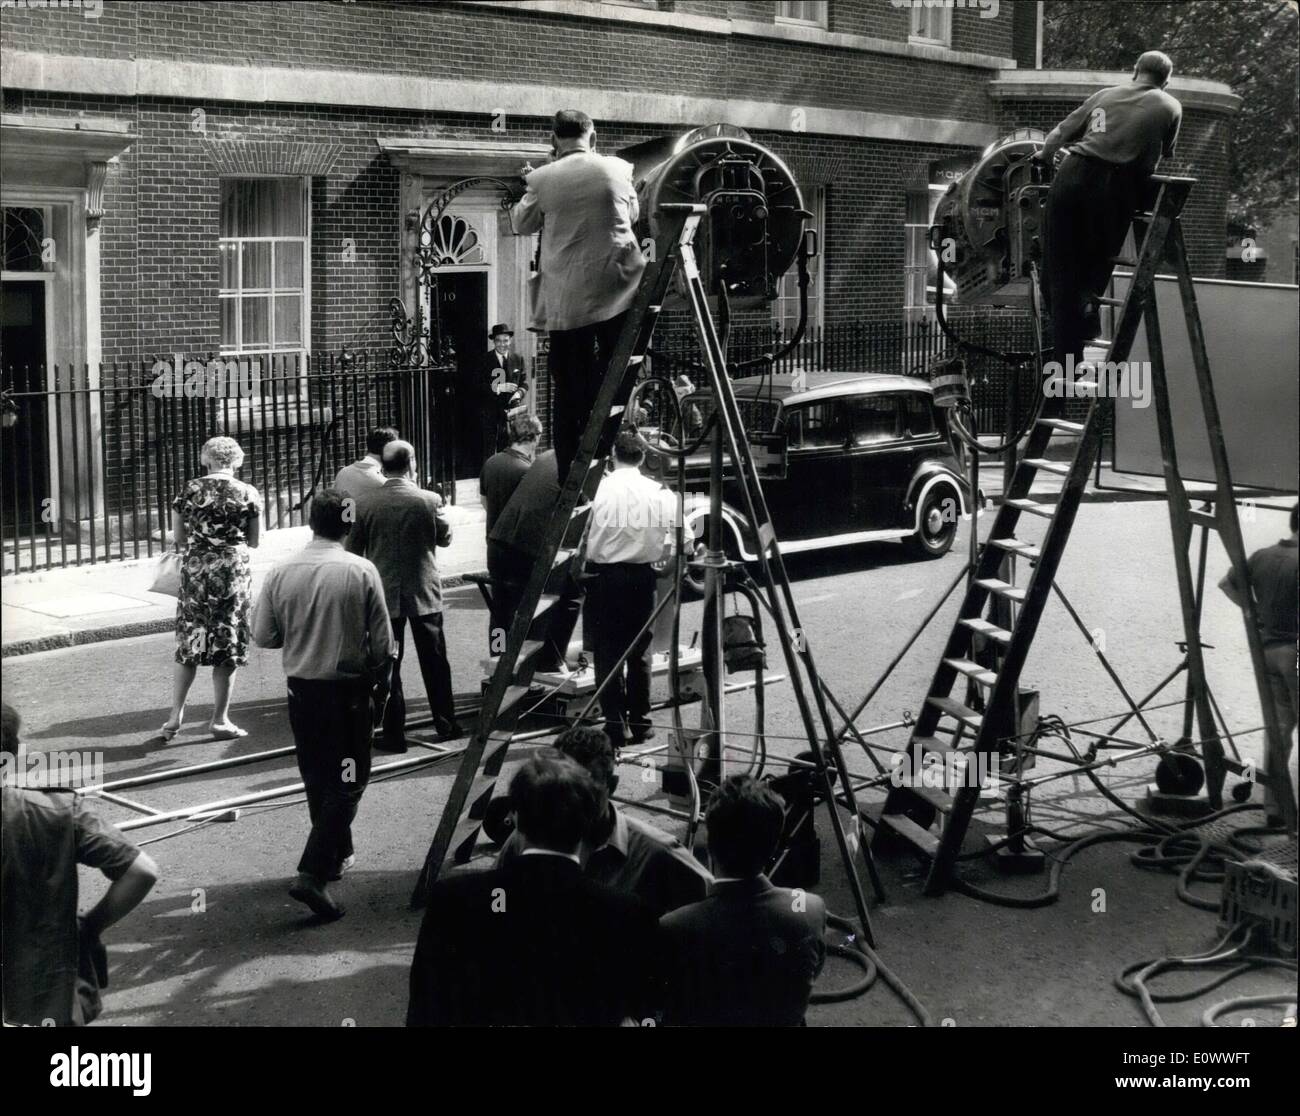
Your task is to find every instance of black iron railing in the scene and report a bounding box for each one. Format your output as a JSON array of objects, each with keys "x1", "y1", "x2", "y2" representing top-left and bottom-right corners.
[{"x1": 0, "y1": 352, "x2": 442, "y2": 576}]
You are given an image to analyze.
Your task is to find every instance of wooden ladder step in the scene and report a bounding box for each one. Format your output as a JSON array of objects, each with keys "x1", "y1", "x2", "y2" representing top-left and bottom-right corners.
[
  {"x1": 959, "y1": 617, "x2": 1013, "y2": 645},
  {"x1": 944, "y1": 657, "x2": 999, "y2": 687},
  {"x1": 975, "y1": 577, "x2": 1028, "y2": 603},
  {"x1": 926, "y1": 695, "x2": 984, "y2": 729},
  {"x1": 878, "y1": 813, "x2": 940, "y2": 857},
  {"x1": 1188, "y1": 508, "x2": 1218, "y2": 531},
  {"x1": 1005, "y1": 498, "x2": 1054, "y2": 520},
  {"x1": 989, "y1": 537, "x2": 1041, "y2": 561},
  {"x1": 1021, "y1": 457, "x2": 1071, "y2": 477},
  {"x1": 1038, "y1": 418, "x2": 1086, "y2": 435},
  {"x1": 532, "y1": 594, "x2": 560, "y2": 618},
  {"x1": 894, "y1": 780, "x2": 955, "y2": 813}
]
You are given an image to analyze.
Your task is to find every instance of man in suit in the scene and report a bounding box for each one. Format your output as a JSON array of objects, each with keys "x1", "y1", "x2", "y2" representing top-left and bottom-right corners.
[
  {"x1": 333, "y1": 426, "x2": 397, "y2": 504},
  {"x1": 347, "y1": 440, "x2": 460, "y2": 750},
  {"x1": 660, "y1": 775, "x2": 827, "y2": 1027},
  {"x1": 480, "y1": 411, "x2": 542, "y2": 650},
  {"x1": 476, "y1": 324, "x2": 527, "y2": 464},
  {"x1": 486, "y1": 448, "x2": 580, "y2": 672},
  {"x1": 407, "y1": 751, "x2": 659, "y2": 1027},
  {"x1": 511, "y1": 109, "x2": 646, "y2": 482}
]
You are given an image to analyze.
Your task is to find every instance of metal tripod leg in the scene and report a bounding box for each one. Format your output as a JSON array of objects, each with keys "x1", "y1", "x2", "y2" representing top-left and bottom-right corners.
[{"x1": 671, "y1": 222, "x2": 882, "y2": 943}]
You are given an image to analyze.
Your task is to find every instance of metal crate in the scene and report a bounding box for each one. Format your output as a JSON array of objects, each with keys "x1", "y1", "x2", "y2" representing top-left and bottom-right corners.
[{"x1": 1218, "y1": 839, "x2": 1298, "y2": 956}]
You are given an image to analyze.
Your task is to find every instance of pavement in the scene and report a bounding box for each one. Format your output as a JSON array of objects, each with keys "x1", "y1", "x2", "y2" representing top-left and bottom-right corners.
[
  {"x1": 1, "y1": 480, "x2": 490, "y2": 658},
  {"x1": 0, "y1": 458, "x2": 1217, "y2": 658}
]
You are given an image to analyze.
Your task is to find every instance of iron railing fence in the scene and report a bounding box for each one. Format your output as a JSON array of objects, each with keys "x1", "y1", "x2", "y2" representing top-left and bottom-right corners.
[{"x1": 0, "y1": 353, "x2": 444, "y2": 576}]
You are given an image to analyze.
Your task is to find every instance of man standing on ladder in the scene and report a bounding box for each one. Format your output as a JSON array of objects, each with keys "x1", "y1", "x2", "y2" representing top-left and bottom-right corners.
[
  {"x1": 1041, "y1": 50, "x2": 1182, "y2": 369},
  {"x1": 510, "y1": 109, "x2": 646, "y2": 482}
]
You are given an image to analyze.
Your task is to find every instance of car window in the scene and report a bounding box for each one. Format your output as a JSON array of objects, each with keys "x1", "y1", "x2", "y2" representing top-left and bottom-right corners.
[
  {"x1": 849, "y1": 395, "x2": 900, "y2": 446},
  {"x1": 901, "y1": 393, "x2": 937, "y2": 437},
  {"x1": 783, "y1": 401, "x2": 846, "y2": 449}
]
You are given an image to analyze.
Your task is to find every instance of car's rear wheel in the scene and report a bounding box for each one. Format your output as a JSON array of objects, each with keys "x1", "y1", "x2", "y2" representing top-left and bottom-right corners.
[
  {"x1": 903, "y1": 483, "x2": 960, "y2": 559},
  {"x1": 682, "y1": 517, "x2": 744, "y2": 598}
]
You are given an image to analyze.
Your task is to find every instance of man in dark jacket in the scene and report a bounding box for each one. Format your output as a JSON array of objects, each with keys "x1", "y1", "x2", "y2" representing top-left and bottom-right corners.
[
  {"x1": 1041, "y1": 50, "x2": 1182, "y2": 371},
  {"x1": 347, "y1": 440, "x2": 459, "y2": 749},
  {"x1": 660, "y1": 775, "x2": 827, "y2": 1027},
  {"x1": 475, "y1": 324, "x2": 527, "y2": 464},
  {"x1": 480, "y1": 412, "x2": 543, "y2": 651},
  {"x1": 407, "y1": 751, "x2": 659, "y2": 1026}
]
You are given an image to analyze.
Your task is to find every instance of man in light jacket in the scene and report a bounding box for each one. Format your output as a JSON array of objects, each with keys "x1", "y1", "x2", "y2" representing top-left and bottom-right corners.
[{"x1": 511, "y1": 109, "x2": 646, "y2": 482}]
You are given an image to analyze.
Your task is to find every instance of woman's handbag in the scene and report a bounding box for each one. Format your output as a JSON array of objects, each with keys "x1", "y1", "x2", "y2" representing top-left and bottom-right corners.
[{"x1": 149, "y1": 549, "x2": 183, "y2": 597}]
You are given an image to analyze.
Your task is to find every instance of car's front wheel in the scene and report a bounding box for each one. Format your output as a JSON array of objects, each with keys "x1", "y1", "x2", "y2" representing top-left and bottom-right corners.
[{"x1": 903, "y1": 484, "x2": 961, "y2": 559}]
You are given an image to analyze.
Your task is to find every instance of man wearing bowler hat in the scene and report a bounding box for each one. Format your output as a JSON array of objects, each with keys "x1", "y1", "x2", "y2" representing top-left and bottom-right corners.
[{"x1": 476, "y1": 324, "x2": 527, "y2": 465}]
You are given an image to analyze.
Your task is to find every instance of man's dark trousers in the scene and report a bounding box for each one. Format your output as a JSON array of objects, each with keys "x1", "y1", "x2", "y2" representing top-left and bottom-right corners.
[
  {"x1": 589, "y1": 561, "x2": 656, "y2": 742},
  {"x1": 547, "y1": 311, "x2": 628, "y2": 482},
  {"x1": 1044, "y1": 152, "x2": 1147, "y2": 370},
  {"x1": 286, "y1": 677, "x2": 373, "y2": 881},
  {"x1": 385, "y1": 613, "x2": 455, "y2": 743}
]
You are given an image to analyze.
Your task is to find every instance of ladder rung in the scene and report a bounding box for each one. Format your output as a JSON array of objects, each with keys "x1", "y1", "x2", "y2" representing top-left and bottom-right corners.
[
  {"x1": 1038, "y1": 418, "x2": 1086, "y2": 435},
  {"x1": 926, "y1": 695, "x2": 984, "y2": 729},
  {"x1": 553, "y1": 547, "x2": 576, "y2": 567},
  {"x1": 532, "y1": 594, "x2": 559, "y2": 618},
  {"x1": 1111, "y1": 256, "x2": 1137, "y2": 268},
  {"x1": 571, "y1": 502, "x2": 592, "y2": 517},
  {"x1": 945, "y1": 657, "x2": 999, "y2": 687},
  {"x1": 989, "y1": 538, "x2": 1041, "y2": 561},
  {"x1": 973, "y1": 578, "x2": 1027, "y2": 603},
  {"x1": 1188, "y1": 509, "x2": 1218, "y2": 531},
  {"x1": 1004, "y1": 498, "x2": 1054, "y2": 521},
  {"x1": 878, "y1": 813, "x2": 940, "y2": 857},
  {"x1": 894, "y1": 781, "x2": 955, "y2": 814},
  {"x1": 959, "y1": 617, "x2": 1013, "y2": 645},
  {"x1": 1095, "y1": 295, "x2": 1124, "y2": 308},
  {"x1": 1021, "y1": 457, "x2": 1071, "y2": 477},
  {"x1": 518, "y1": 639, "x2": 546, "y2": 663}
]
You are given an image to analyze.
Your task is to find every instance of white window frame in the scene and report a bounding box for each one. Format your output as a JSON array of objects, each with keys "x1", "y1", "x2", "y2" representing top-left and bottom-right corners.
[
  {"x1": 909, "y1": 4, "x2": 953, "y2": 46},
  {"x1": 773, "y1": 186, "x2": 825, "y2": 345},
  {"x1": 904, "y1": 183, "x2": 953, "y2": 321},
  {"x1": 218, "y1": 176, "x2": 311, "y2": 394},
  {"x1": 775, "y1": 1, "x2": 828, "y2": 29}
]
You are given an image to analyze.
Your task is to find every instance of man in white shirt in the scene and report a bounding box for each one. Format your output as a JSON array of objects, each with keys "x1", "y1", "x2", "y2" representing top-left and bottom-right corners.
[{"x1": 584, "y1": 432, "x2": 677, "y2": 745}]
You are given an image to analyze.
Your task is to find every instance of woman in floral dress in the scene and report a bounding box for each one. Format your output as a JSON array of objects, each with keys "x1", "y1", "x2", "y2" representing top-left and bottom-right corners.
[{"x1": 161, "y1": 436, "x2": 261, "y2": 741}]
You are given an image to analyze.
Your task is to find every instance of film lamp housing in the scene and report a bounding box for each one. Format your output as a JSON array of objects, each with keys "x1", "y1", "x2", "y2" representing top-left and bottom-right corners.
[
  {"x1": 620, "y1": 123, "x2": 813, "y2": 308},
  {"x1": 930, "y1": 129, "x2": 1051, "y2": 307}
]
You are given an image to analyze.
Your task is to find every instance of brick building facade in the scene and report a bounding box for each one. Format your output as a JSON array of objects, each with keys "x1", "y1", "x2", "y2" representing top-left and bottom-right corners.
[{"x1": 0, "y1": 0, "x2": 1241, "y2": 539}]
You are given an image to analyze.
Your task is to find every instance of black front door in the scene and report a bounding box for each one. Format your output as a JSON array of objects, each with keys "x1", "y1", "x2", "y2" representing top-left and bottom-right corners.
[
  {"x1": 435, "y1": 271, "x2": 489, "y2": 481},
  {"x1": 0, "y1": 280, "x2": 51, "y2": 539}
]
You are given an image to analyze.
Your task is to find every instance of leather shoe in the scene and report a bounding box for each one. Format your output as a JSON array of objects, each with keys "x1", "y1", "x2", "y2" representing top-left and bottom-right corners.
[
  {"x1": 374, "y1": 735, "x2": 408, "y2": 754},
  {"x1": 288, "y1": 876, "x2": 345, "y2": 920},
  {"x1": 327, "y1": 854, "x2": 356, "y2": 882},
  {"x1": 434, "y1": 717, "x2": 465, "y2": 741}
]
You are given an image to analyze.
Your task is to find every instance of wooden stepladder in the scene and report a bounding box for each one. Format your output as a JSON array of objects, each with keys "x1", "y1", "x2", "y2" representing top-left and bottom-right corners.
[{"x1": 873, "y1": 173, "x2": 1298, "y2": 897}]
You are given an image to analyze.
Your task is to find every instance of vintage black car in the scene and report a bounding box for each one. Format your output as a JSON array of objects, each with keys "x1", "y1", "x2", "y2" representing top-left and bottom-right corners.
[{"x1": 667, "y1": 372, "x2": 973, "y2": 587}]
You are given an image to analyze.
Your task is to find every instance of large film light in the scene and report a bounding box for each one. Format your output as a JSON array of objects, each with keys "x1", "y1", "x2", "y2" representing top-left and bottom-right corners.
[{"x1": 619, "y1": 124, "x2": 808, "y2": 308}]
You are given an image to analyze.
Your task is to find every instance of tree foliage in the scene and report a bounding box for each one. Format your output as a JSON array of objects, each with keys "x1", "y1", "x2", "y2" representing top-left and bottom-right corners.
[{"x1": 1042, "y1": 0, "x2": 1298, "y2": 231}]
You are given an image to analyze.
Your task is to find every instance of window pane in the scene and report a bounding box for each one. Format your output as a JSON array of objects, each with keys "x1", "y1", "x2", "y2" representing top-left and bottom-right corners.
[
  {"x1": 243, "y1": 242, "x2": 271, "y2": 290},
  {"x1": 274, "y1": 241, "x2": 304, "y2": 289},
  {"x1": 219, "y1": 241, "x2": 239, "y2": 290},
  {"x1": 220, "y1": 179, "x2": 306, "y2": 237},
  {"x1": 794, "y1": 402, "x2": 845, "y2": 448},
  {"x1": 903, "y1": 394, "x2": 936, "y2": 436},
  {"x1": 241, "y1": 297, "x2": 270, "y2": 348},
  {"x1": 220, "y1": 297, "x2": 238, "y2": 349},
  {"x1": 274, "y1": 295, "x2": 303, "y2": 349},
  {"x1": 2, "y1": 207, "x2": 46, "y2": 271},
  {"x1": 851, "y1": 396, "x2": 900, "y2": 445}
]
